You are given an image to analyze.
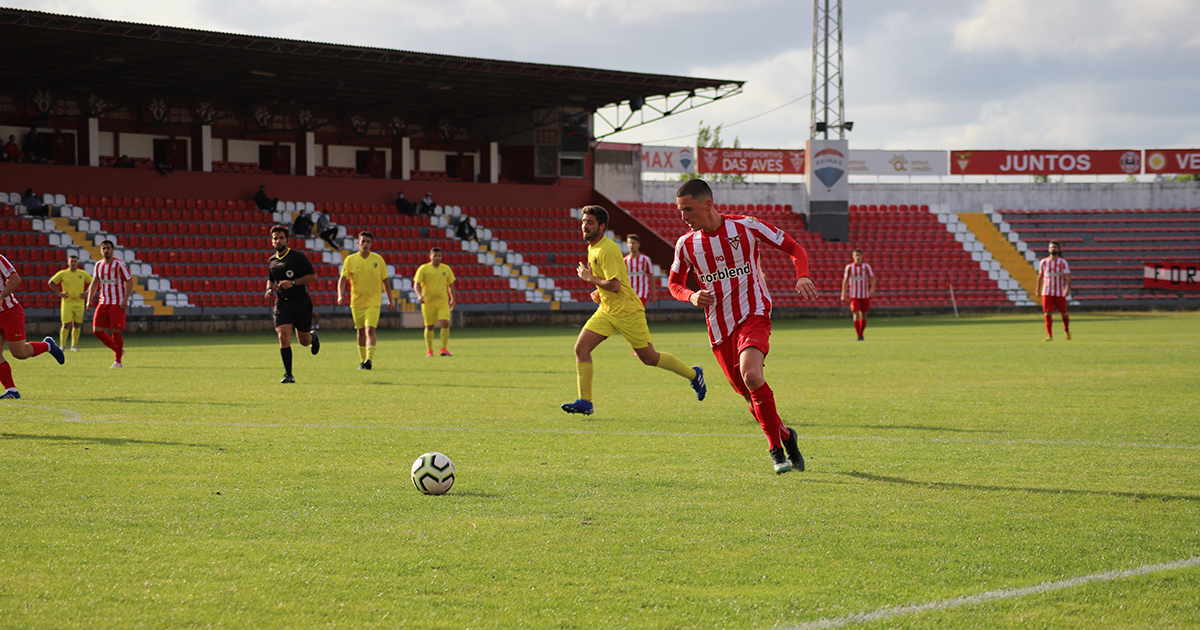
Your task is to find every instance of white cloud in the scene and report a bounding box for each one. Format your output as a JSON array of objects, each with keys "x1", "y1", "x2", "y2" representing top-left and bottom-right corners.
[{"x1": 953, "y1": 0, "x2": 1200, "y2": 59}]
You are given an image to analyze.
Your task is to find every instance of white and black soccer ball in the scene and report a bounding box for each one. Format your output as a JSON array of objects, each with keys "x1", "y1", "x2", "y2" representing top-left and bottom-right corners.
[{"x1": 411, "y1": 452, "x2": 455, "y2": 495}]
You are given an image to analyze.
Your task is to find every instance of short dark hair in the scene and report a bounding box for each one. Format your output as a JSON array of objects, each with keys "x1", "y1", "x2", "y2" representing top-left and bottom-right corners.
[
  {"x1": 430, "y1": 247, "x2": 443, "y2": 254},
  {"x1": 626, "y1": 233, "x2": 640, "y2": 243},
  {"x1": 270, "y1": 225, "x2": 289, "y2": 236},
  {"x1": 676, "y1": 178, "x2": 713, "y2": 201},
  {"x1": 1048, "y1": 240, "x2": 1061, "y2": 250},
  {"x1": 100, "y1": 239, "x2": 114, "y2": 248},
  {"x1": 852, "y1": 249, "x2": 863, "y2": 255},
  {"x1": 67, "y1": 254, "x2": 78, "y2": 260},
  {"x1": 358, "y1": 231, "x2": 374, "y2": 241},
  {"x1": 582, "y1": 205, "x2": 608, "y2": 228}
]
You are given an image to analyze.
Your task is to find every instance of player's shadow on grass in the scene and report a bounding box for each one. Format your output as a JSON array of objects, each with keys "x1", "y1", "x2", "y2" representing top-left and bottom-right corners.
[
  {"x1": 844, "y1": 471, "x2": 1200, "y2": 504},
  {"x1": 1, "y1": 432, "x2": 214, "y2": 448}
]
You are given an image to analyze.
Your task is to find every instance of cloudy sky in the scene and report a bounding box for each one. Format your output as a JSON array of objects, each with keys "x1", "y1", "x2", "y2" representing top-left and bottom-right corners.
[{"x1": 11, "y1": 0, "x2": 1200, "y2": 154}]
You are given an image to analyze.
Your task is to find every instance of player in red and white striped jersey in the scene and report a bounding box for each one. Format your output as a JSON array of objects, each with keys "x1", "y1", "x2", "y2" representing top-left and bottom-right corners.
[
  {"x1": 840, "y1": 249, "x2": 877, "y2": 341},
  {"x1": 624, "y1": 233, "x2": 657, "y2": 307},
  {"x1": 0, "y1": 254, "x2": 66, "y2": 399},
  {"x1": 85, "y1": 240, "x2": 134, "y2": 367},
  {"x1": 1036, "y1": 240, "x2": 1072, "y2": 341},
  {"x1": 668, "y1": 179, "x2": 819, "y2": 474}
]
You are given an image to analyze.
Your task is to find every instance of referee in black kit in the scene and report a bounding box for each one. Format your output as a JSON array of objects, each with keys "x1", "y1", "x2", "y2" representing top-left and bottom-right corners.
[{"x1": 265, "y1": 224, "x2": 321, "y2": 383}]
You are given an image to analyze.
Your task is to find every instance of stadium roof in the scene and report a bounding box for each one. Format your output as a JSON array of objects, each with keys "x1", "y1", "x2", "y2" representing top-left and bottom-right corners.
[{"x1": 0, "y1": 8, "x2": 743, "y2": 135}]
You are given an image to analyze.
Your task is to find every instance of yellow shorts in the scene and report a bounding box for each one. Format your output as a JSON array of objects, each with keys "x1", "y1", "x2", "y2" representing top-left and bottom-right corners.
[
  {"x1": 421, "y1": 302, "x2": 451, "y2": 327},
  {"x1": 60, "y1": 301, "x2": 85, "y2": 324},
  {"x1": 351, "y1": 306, "x2": 381, "y2": 329},
  {"x1": 583, "y1": 308, "x2": 652, "y2": 350}
]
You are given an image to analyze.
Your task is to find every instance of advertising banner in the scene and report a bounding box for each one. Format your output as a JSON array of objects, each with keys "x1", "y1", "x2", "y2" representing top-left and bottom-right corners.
[
  {"x1": 1144, "y1": 149, "x2": 1200, "y2": 175},
  {"x1": 697, "y1": 147, "x2": 806, "y2": 174},
  {"x1": 806, "y1": 140, "x2": 850, "y2": 201},
  {"x1": 949, "y1": 150, "x2": 1142, "y2": 175},
  {"x1": 1143, "y1": 261, "x2": 1200, "y2": 291},
  {"x1": 641, "y1": 146, "x2": 696, "y2": 173},
  {"x1": 847, "y1": 150, "x2": 948, "y2": 176}
]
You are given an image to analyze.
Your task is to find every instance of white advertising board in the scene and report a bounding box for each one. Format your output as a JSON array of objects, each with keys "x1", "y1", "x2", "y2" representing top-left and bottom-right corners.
[{"x1": 847, "y1": 150, "x2": 948, "y2": 176}]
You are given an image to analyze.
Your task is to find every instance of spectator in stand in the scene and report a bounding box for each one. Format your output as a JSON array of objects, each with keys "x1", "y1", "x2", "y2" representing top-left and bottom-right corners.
[
  {"x1": 115, "y1": 155, "x2": 135, "y2": 168},
  {"x1": 254, "y1": 185, "x2": 279, "y2": 211},
  {"x1": 455, "y1": 217, "x2": 477, "y2": 242},
  {"x1": 315, "y1": 211, "x2": 340, "y2": 249},
  {"x1": 395, "y1": 191, "x2": 415, "y2": 215},
  {"x1": 3, "y1": 135, "x2": 21, "y2": 162},
  {"x1": 417, "y1": 192, "x2": 437, "y2": 215},
  {"x1": 22, "y1": 189, "x2": 49, "y2": 217},
  {"x1": 291, "y1": 211, "x2": 314, "y2": 237},
  {"x1": 22, "y1": 128, "x2": 40, "y2": 163}
]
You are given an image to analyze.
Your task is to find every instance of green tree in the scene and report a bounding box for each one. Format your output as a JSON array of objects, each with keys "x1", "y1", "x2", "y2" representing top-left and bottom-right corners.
[{"x1": 678, "y1": 121, "x2": 747, "y2": 183}]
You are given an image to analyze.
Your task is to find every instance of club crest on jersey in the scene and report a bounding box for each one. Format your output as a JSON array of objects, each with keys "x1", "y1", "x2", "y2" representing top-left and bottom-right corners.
[{"x1": 726, "y1": 235, "x2": 741, "y2": 250}]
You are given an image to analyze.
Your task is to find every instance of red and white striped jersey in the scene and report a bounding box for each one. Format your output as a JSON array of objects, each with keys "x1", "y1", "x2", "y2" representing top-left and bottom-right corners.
[
  {"x1": 843, "y1": 262, "x2": 874, "y2": 299},
  {"x1": 670, "y1": 215, "x2": 809, "y2": 346},
  {"x1": 0, "y1": 254, "x2": 20, "y2": 312},
  {"x1": 1039, "y1": 257, "x2": 1071, "y2": 296},
  {"x1": 93, "y1": 257, "x2": 133, "y2": 306},
  {"x1": 624, "y1": 253, "x2": 654, "y2": 299}
]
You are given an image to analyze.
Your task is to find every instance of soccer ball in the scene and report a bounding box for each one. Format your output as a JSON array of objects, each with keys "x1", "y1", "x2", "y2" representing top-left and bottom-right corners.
[{"x1": 411, "y1": 452, "x2": 455, "y2": 495}]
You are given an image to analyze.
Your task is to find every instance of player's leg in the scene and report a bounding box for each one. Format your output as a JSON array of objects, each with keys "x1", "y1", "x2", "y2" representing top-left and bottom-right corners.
[
  {"x1": 109, "y1": 308, "x2": 127, "y2": 365},
  {"x1": 352, "y1": 307, "x2": 368, "y2": 365},
  {"x1": 364, "y1": 307, "x2": 380, "y2": 364},
  {"x1": 59, "y1": 305, "x2": 71, "y2": 349},
  {"x1": 92, "y1": 306, "x2": 116, "y2": 350},
  {"x1": 293, "y1": 298, "x2": 317, "y2": 354},
  {"x1": 1059, "y1": 298, "x2": 1071, "y2": 339},
  {"x1": 437, "y1": 305, "x2": 451, "y2": 355},
  {"x1": 0, "y1": 343, "x2": 14, "y2": 399},
  {"x1": 276, "y1": 323, "x2": 296, "y2": 382},
  {"x1": 631, "y1": 339, "x2": 704, "y2": 401},
  {"x1": 364, "y1": 326, "x2": 377, "y2": 367},
  {"x1": 421, "y1": 303, "x2": 436, "y2": 356},
  {"x1": 1041, "y1": 296, "x2": 1054, "y2": 341},
  {"x1": 563, "y1": 319, "x2": 609, "y2": 414}
]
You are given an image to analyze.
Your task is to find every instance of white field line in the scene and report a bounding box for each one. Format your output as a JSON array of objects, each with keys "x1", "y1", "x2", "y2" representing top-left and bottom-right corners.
[
  {"x1": 1, "y1": 406, "x2": 1199, "y2": 451},
  {"x1": 777, "y1": 556, "x2": 1200, "y2": 630}
]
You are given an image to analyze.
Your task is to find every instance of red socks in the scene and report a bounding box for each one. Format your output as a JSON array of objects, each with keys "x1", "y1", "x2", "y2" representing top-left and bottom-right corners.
[
  {"x1": 112, "y1": 332, "x2": 124, "y2": 361},
  {"x1": 95, "y1": 331, "x2": 115, "y2": 350},
  {"x1": 1061, "y1": 314, "x2": 1070, "y2": 333},
  {"x1": 854, "y1": 319, "x2": 867, "y2": 337},
  {"x1": 27, "y1": 341, "x2": 48, "y2": 357},
  {"x1": 749, "y1": 383, "x2": 785, "y2": 449},
  {"x1": 1044, "y1": 315, "x2": 1053, "y2": 337},
  {"x1": 0, "y1": 362, "x2": 13, "y2": 389}
]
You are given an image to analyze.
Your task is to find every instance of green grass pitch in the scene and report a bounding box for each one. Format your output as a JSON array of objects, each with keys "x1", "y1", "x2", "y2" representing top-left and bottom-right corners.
[{"x1": 2, "y1": 312, "x2": 1198, "y2": 629}]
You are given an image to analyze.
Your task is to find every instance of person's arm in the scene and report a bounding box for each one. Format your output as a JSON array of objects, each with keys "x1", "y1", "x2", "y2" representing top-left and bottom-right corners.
[
  {"x1": 337, "y1": 275, "x2": 348, "y2": 306},
  {"x1": 869, "y1": 271, "x2": 878, "y2": 298},
  {"x1": 447, "y1": 282, "x2": 455, "y2": 310},
  {"x1": 577, "y1": 262, "x2": 621, "y2": 293},
  {"x1": 0, "y1": 270, "x2": 20, "y2": 304},
  {"x1": 86, "y1": 272, "x2": 97, "y2": 306},
  {"x1": 1063, "y1": 272, "x2": 1071, "y2": 298},
  {"x1": 1035, "y1": 270, "x2": 1043, "y2": 298},
  {"x1": 123, "y1": 274, "x2": 134, "y2": 308},
  {"x1": 415, "y1": 281, "x2": 425, "y2": 304},
  {"x1": 840, "y1": 266, "x2": 849, "y2": 302},
  {"x1": 48, "y1": 278, "x2": 67, "y2": 299},
  {"x1": 263, "y1": 274, "x2": 275, "y2": 299},
  {"x1": 667, "y1": 261, "x2": 712, "y2": 308},
  {"x1": 382, "y1": 275, "x2": 396, "y2": 311},
  {"x1": 282, "y1": 273, "x2": 317, "y2": 290}
]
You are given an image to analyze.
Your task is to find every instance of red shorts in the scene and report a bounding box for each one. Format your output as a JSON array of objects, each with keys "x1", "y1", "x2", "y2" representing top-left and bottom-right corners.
[
  {"x1": 0, "y1": 304, "x2": 28, "y2": 342},
  {"x1": 849, "y1": 298, "x2": 871, "y2": 313},
  {"x1": 711, "y1": 315, "x2": 772, "y2": 397},
  {"x1": 1041, "y1": 295, "x2": 1068, "y2": 314},
  {"x1": 93, "y1": 304, "x2": 127, "y2": 331}
]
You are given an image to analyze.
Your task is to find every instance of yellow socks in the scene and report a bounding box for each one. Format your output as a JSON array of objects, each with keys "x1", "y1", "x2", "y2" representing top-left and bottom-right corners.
[
  {"x1": 576, "y1": 361, "x2": 593, "y2": 401},
  {"x1": 358, "y1": 345, "x2": 368, "y2": 361},
  {"x1": 72, "y1": 327, "x2": 80, "y2": 348},
  {"x1": 655, "y1": 351, "x2": 696, "y2": 380},
  {"x1": 366, "y1": 346, "x2": 376, "y2": 360},
  {"x1": 61, "y1": 328, "x2": 69, "y2": 349},
  {"x1": 440, "y1": 327, "x2": 450, "y2": 350},
  {"x1": 424, "y1": 329, "x2": 434, "y2": 352}
]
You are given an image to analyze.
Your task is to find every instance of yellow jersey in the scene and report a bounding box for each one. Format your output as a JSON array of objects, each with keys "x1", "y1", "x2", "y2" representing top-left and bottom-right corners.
[
  {"x1": 588, "y1": 236, "x2": 643, "y2": 318},
  {"x1": 49, "y1": 268, "x2": 93, "y2": 303},
  {"x1": 340, "y1": 252, "x2": 389, "y2": 308},
  {"x1": 414, "y1": 263, "x2": 455, "y2": 304}
]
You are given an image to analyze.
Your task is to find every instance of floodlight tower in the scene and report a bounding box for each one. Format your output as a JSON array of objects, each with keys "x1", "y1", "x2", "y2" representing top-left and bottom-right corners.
[
  {"x1": 807, "y1": 0, "x2": 851, "y2": 242},
  {"x1": 810, "y1": 0, "x2": 846, "y2": 139}
]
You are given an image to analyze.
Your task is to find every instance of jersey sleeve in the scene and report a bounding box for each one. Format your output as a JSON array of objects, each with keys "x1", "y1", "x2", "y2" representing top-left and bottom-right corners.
[
  {"x1": 446, "y1": 267, "x2": 455, "y2": 284},
  {"x1": 668, "y1": 236, "x2": 694, "y2": 302},
  {"x1": 50, "y1": 270, "x2": 66, "y2": 283},
  {"x1": 340, "y1": 258, "x2": 353, "y2": 278}
]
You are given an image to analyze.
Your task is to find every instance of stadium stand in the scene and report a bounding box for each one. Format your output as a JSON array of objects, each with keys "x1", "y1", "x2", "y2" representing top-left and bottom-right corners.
[
  {"x1": 997, "y1": 207, "x2": 1200, "y2": 305},
  {"x1": 622, "y1": 201, "x2": 1010, "y2": 308}
]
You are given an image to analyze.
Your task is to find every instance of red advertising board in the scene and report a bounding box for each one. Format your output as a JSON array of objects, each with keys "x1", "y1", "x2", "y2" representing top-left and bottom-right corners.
[
  {"x1": 1143, "y1": 261, "x2": 1200, "y2": 291},
  {"x1": 949, "y1": 150, "x2": 1142, "y2": 175},
  {"x1": 1144, "y1": 150, "x2": 1200, "y2": 174},
  {"x1": 698, "y1": 148, "x2": 805, "y2": 174}
]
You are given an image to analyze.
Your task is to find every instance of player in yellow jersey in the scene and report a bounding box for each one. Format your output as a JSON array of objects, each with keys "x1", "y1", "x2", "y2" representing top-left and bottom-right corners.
[
  {"x1": 414, "y1": 248, "x2": 456, "y2": 357},
  {"x1": 561, "y1": 206, "x2": 706, "y2": 415},
  {"x1": 47, "y1": 254, "x2": 92, "y2": 352},
  {"x1": 337, "y1": 231, "x2": 396, "y2": 370}
]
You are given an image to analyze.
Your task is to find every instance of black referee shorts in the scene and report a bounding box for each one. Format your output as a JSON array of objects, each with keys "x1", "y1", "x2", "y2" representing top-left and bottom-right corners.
[{"x1": 273, "y1": 294, "x2": 313, "y2": 332}]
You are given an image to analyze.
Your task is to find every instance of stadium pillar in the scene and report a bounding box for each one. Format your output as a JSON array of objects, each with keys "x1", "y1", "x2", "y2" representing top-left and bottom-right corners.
[
  {"x1": 297, "y1": 131, "x2": 315, "y2": 177},
  {"x1": 400, "y1": 136, "x2": 412, "y2": 180},
  {"x1": 192, "y1": 125, "x2": 212, "y2": 172},
  {"x1": 78, "y1": 117, "x2": 99, "y2": 167},
  {"x1": 488, "y1": 142, "x2": 499, "y2": 183}
]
